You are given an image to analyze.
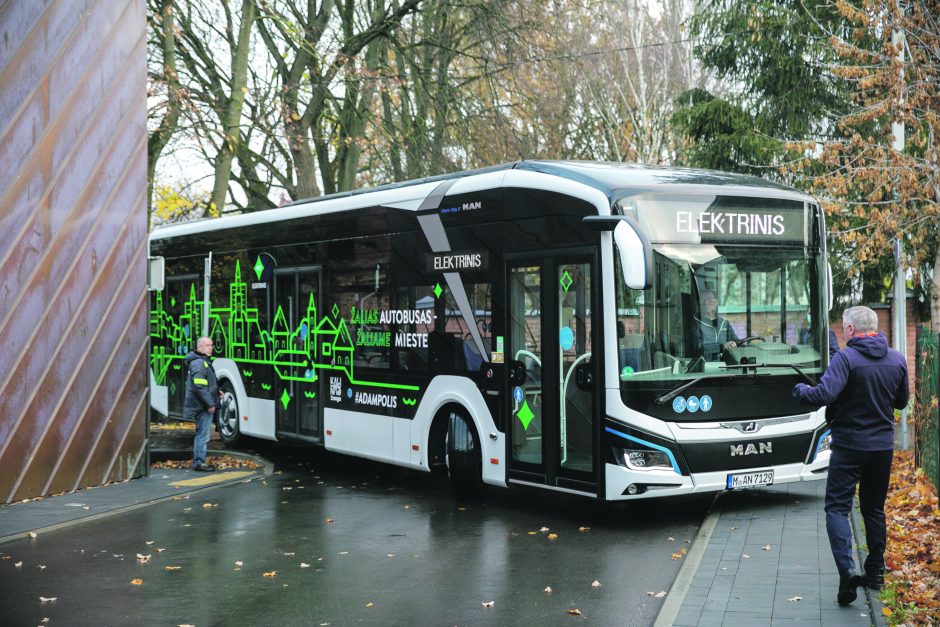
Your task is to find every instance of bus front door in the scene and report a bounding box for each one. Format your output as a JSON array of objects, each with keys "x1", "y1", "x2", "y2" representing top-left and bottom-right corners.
[
  {"x1": 272, "y1": 268, "x2": 321, "y2": 441},
  {"x1": 506, "y1": 255, "x2": 597, "y2": 494}
]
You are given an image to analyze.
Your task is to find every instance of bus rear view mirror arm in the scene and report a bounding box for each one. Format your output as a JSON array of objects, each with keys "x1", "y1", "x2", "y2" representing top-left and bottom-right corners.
[{"x1": 583, "y1": 216, "x2": 653, "y2": 290}]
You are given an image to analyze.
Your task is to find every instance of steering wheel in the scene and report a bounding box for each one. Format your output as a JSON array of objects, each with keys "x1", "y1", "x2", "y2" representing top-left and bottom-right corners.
[{"x1": 736, "y1": 336, "x2": 763, "y2": 346}]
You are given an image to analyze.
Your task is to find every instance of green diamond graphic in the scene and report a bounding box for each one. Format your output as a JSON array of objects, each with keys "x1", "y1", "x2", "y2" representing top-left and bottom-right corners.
[
  {"x1": 331, "y1": 303, "x2": 340, "y2": 318},
  {"x1": 516, "y1": 400, "x2": 535, "y2": 430},
  {"x1": 253, "y1": 256, "x2": 265, "y2": 281},
  {"x1": 170, "y1": 296, "x2": 176, "y2": 308},
  {"x1": 280, "y1": 389, "x2": 291, "y2": 411},
  {"x1": 169, "y1": 381, "x2": 176, "y2": 396},
  {"x1": 560, "y1": 270, "x2": 573, "y2": 292},
  {"x1": 433, "y1": 283, "x2": 443, "y2": 299}
]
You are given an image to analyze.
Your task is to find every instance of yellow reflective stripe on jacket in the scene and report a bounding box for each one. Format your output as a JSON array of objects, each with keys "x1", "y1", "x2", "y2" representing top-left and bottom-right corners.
[{"x1": 192, "y1": 377, "x2": 209, "y2": 386}]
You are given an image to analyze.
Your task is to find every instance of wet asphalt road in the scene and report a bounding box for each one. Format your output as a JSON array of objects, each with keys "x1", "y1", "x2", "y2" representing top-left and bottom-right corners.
[{"x1": 0, "y1": 444, "x2": 712, "y2": 626}]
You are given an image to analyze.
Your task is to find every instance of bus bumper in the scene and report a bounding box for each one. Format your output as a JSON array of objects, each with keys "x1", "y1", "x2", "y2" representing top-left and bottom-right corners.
[{"x1": 604, "y1": 454, "x2": 829, "y2": 501}]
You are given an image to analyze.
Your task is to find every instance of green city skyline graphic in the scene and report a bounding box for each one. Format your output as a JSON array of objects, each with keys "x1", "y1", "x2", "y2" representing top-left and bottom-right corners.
[{"x1": 149, "y1": 260, "x2": 420, "y2": 403}]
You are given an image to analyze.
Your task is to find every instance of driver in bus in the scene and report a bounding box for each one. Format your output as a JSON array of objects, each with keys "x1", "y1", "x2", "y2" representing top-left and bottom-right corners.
[{"x1": 693, "y1": 289, "x2": 741, "y2": 361}]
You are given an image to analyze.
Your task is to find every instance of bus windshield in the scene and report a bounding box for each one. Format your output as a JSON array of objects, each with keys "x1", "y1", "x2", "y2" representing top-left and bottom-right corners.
[{"x1": 615, "y1": 242, "x2": 825, "y2": 386}]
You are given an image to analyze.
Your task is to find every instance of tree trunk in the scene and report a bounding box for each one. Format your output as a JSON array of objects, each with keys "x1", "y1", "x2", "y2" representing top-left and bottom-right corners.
[
  {"x1": 210, "y1": 0, "x2": 255, "y2": 214},
  {"x1": 931, "y1": 246, "x2": 940, "y2": 331},
  {"x1": 147, "y1": 0, "x2": 180, "y2": 221}
]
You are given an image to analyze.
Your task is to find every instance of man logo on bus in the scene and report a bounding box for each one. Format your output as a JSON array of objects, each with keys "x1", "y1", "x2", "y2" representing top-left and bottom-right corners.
[
  {"x1": 730, "y1": 442, "x2": 773, "y2": 456},
  {"x1": 742, "y1": 421, "x2": 758, "y2": 433}
]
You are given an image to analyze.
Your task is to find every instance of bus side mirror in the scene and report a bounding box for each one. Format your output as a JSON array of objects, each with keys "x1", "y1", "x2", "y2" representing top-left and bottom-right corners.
[
  {"x1": 148, "y1": 256, "x2": 165, "y2": 291},
  {"x1": 614, "y1": 220, "x2": 653, "y2": 291}
]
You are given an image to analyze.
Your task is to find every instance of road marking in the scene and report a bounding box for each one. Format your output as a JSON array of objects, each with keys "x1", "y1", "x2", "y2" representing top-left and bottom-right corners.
[
  {"x1": 654, "y1": 494, "x2": 723, "y2": 627},
  {"x1": 169, "y1": 471, "x2": 255, "y2": 487}
]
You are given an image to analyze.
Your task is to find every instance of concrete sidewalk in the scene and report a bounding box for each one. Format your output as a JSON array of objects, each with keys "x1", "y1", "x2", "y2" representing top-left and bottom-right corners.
[
  {"x1": 0, "y1": 450, "x2": 270, "y2": 545},
  {"x1": 656, "y1": 480, "x2": 888, "y2": 626}
]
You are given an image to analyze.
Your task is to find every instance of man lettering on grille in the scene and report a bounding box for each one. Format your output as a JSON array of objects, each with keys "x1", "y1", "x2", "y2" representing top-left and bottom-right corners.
[
  {"x1": 184, "y1": 336, "x2": 221, "y2": 472},
  {"x1": 792, "y1": 306, "x2": 908, "y2": 605}
]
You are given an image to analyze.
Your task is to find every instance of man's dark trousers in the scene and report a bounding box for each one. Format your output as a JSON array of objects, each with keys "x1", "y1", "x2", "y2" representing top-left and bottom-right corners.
[{"x1": 825, "y1": 446, "x2": 893, "y2": 575}]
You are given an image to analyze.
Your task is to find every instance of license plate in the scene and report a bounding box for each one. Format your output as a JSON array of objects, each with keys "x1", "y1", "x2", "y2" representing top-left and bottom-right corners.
[{"x1": 727, "y1": 470, "x2": 774, "y2": 489}]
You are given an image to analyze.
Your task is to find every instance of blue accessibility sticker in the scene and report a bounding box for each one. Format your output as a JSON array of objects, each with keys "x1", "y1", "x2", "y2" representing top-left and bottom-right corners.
[
  {"x1": 672, "y1": 396, "x2": 687, "y2": 413},
  {"x1": 687, "y1": 396, "x2": 700, "y2": 413},
  {"x1": 513, "y1": 386, "x2": 524, "y2": 403},
  {"x1": 700, "y1": 395, "x2": 713, "y2": 412}
]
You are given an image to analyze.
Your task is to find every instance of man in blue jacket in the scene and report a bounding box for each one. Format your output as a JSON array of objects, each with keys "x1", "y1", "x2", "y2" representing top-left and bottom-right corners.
[
  {"x1": 184, "y1": 336, "x2": 220, "y2": 472},
  {"x1": 792, "y1": 306, "x2": 908, "y2": 605}
]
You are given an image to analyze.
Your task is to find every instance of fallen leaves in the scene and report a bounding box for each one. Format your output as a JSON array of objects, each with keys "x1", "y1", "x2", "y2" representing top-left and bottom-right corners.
[
  {"x1": 880, "y1": 450, "x2": 940, "y2": 622},
  {"x1": 152, "y1": 455, "x2": 260, "y2": 470},
  {"x1": 136, "y1": 554, "x2": 152, "y2": 563},
  {"x1": 130, "y1": 579, "x2": 143, "y2": 585},
  {"x1": 39, "y1": 597, "x2": 57, "y2": 603},
  {"x1": 164, "y1": 566, "x2": 182, "y2": 571},
  {"x1": 481, "y1": 601, "x2": 494, "y2": 608},
  {"x1": 201, "y1": 503, "x2": 218, "y2": 509},
  {"x1": 591, "y1": 580, "x2": 602, "y2": 588},
  {"x1": 547, "y1": 533, "x2": 558, "y2": 540},
  {"x1": 761, "y1": 544, "x2": 772, "y2": 551},
  {"x1": 544, "y1": 586, "x2": 552, "y2": 594},
  {"x1": 787, "y1": 595, "x2": 802, "y2": 602},
  {"x1": 646, "y1": 591, "x2": 667, "y2": 598},
  {"x1": 262, "y1": 571, "x2": 277, "y2": 578},
  {"x1": 26, "y1": 532, "x2": 37, "y2": 539},
  {"x1": 671, "y1": 548, "x2": 687, "y2": 560},
  {"x1": 566, "y1": 608, "x2": 582, "y2": 615}
]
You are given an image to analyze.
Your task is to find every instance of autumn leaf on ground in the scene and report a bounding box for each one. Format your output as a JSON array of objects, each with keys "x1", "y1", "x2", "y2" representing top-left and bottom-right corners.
[
  {"x1": 27, "y1": 532, "x2": 37, "y2": 539},
  {"x1": 540, "y1": 526, "x2": 550, "y2": 532},
  {"x1": 165, "y1": 566, "x2": 182, "y2": 571},
  {"x1": 130, "y1": 579, "x2": 143, "y2": 585},
  {"x1": 762, "y1": 544, "x2": 771, "y2": 551},
  {"x1": 787, "y1": 596, "x2": 802, "y2": 602},
  {"x1": 37, "y1": 565, "x2": 46, "y2": 570},
  {"x1": 578, "y1": 527, "x2": 590, "y2": 533},
  {"x1": 365, "y1": 602, "x2": 374, "y2": 608},
  {"x1": 548, "y1": 533, "x2": 558, "y2": 540},
  {"x1": 202, "y1": 503, "x2": 217, "y2": 509},
  {"x1": 544, "y1": 586, "x2": 552, "y2": 594},
  {"x1": 39, "y1": 597, "x2": 57, "y2": 603},
  {"x1": 591, "y1": 580, "x2": 602, "y2": 588},
  {"x1": 262, "y1": 571, "x2": 277, "y2": 578},
  {"x1": 234, "y1": 561, "x2": 243, "y2": 567},
  {"x1": 567, "y1": 608, "x2": 582, "y2": 615},
  {"x1": 300, "y1": 563, "x2": 310, "y2": 568},
  {"x1": 481, "y1": 601, "x2": 494, "y2": 608},
  {"x1": 145, "y1": 541, "x2": 155, "y2": 545},
  {"x1": 326, "y1": 518, "x2": 334, "y2": 524},
  {"x1": 14, "y1": 561, "x2": 22, "y2": 567},
  {"x1": 646, "y1": 591, "x2": 667, "y2": 597},
  {"x1": 742, "y1": 554, "x2": 751, "y2": 559},
  {"x1": 136, "y1": 554, "x2": 152, "y2": 563}
]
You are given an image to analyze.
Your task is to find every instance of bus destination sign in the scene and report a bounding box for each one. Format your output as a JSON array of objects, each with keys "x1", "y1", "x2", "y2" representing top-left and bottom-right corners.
[
  {"x1": 635, "y1": 196, "x2": 806, "y2": 245},
  {"x1": 427, "y1": 251, "x2": 490, "y2": 272}
]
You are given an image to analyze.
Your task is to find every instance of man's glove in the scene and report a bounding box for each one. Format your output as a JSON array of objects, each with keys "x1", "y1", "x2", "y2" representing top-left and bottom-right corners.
[{"x1": 792, "y1": 383, "x2": 809, "y2": 399}]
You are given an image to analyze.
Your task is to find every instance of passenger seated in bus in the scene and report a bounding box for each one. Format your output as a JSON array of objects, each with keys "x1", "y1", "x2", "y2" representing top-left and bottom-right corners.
[{"x1": 692, "y1": 289, "x2": 741, "y2": 361}]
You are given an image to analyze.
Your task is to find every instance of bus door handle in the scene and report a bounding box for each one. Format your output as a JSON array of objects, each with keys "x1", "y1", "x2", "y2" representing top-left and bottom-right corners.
[
  {"x1": 508, "y1": 360, "x2": 526, "y2": 386},
  {"x1": 576, "y1": 364, "x2": 593, "y2": 389}
]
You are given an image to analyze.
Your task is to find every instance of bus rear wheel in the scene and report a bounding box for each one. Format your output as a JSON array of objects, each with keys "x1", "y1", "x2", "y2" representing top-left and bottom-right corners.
[
  {"x1": 445, "y1": 409, "x2": 483, "y2": 499},
  {"x1": 217, "y1": 380, "x2": 242, "y2": 448}
]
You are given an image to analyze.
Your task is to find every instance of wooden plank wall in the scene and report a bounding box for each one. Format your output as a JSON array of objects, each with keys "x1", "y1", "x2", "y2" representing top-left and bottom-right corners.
[{"x1": 0, "y1": 0, "x2": 148, "y2": 503}]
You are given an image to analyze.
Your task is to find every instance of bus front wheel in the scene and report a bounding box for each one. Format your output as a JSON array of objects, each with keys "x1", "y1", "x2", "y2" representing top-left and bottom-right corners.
[
  {"x1": 445, "y1": 409, "x2": 483, "y2": 499},
  {"x1": 217, "y1": 380, "x2": 242, "y2": 448}
]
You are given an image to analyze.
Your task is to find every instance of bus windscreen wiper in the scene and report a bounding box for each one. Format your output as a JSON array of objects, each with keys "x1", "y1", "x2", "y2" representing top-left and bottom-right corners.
[
  {"x1": 721, "y1": 362, "x2": 816, "y2": 385},
  {"x1": 653, "y1": 376, "x2": 710, "y2": 406}
]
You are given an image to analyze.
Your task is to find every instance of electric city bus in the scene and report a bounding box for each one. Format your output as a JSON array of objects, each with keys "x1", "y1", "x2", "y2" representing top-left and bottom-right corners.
[{"x1": 148, "y1": 161, "x2": 834, "y2": 500}]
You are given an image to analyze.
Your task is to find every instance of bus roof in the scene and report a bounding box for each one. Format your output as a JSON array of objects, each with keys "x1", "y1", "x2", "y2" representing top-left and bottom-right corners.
[{"x1": 150, "y1": 160, "x2": 815, "y2": 241}]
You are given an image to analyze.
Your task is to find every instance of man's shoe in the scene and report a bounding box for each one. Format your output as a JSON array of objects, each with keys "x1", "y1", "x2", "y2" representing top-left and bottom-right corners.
[
  {"x1": 192, "y1": 463, "x2": 216, "y2": 472},
  {"x1": 862, "y1": 571, "x2": 884, "y2": 591},
  {"x1": 837, "y1": 569, "x2": 863, "y2": 606}
]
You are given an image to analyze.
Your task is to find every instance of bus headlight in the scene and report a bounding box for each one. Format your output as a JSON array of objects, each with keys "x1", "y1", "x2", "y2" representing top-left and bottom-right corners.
[
  {"x1": 814, "y1": 430, "x2": 831, "y2": 460},
  {"x1": 624, "y1": 449, "x2": 673, "y2": 471}
]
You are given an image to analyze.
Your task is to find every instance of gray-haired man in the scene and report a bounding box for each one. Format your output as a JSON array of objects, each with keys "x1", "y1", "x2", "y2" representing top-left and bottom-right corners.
[{"x1": 792, "y1": 306, "x2": 908, "y2": 605}]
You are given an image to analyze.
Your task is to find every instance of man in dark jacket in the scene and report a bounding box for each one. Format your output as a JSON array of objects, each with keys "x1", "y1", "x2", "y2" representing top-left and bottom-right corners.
[
  {"x1": 693, "y1": 290, "x2": 741, "y2": 361},
  {"x1": 184, "y1": 336, "x2": 220, "y2": 472},
  {"x1": 792, "y1": 306, "x2": 908, "y2": 605}
]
